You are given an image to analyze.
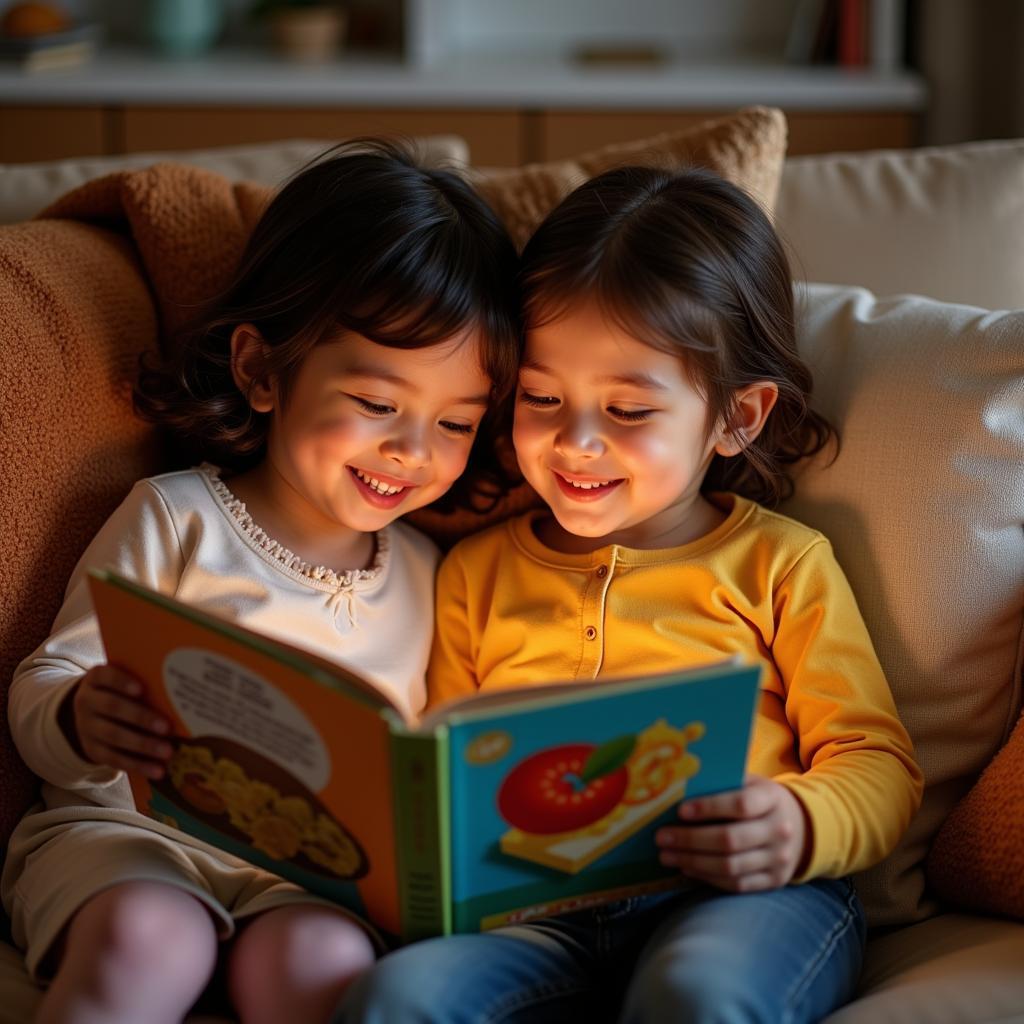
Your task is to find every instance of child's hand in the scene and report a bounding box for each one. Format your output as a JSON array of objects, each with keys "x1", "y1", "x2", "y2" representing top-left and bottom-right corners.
[
  {"x1": 67, "y1": 665, "x2": 174, "y2": 779},
  {"x1": 655, "y1": 774, "x2": 809, "y2": 893}
]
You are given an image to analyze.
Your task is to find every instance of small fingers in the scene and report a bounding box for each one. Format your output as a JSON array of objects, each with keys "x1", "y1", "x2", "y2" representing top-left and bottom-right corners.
[
  {"x1": 658, "y1": 844, "x2": 793, "y2": 892},
  {"x1": 657, "y1": 819, "x2": 776, "y2": 855},
  {"x1": 678, "y1": 783, "x2": 775, "y2": 823},
  {"x1": 658, "y1": 845, "x2": 776, "y2": 879},
  {"x1": 81, "y1": 664, "x2": 144, "y2": 698},
  {"x1": 81, "y1": 690, "x2": 170, "y2": 737},
  {"x1": 89, "y1": 717, "x2": 173, "y2": 761}
]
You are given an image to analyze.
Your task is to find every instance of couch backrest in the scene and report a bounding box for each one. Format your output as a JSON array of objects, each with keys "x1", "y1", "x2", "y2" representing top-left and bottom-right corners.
[
  {"x1": 783, "y1": 284, "x2": 1024, "y2": 925},
  {"x1": 776, "y1": 139, "x2": 1024, "y2": 311},
  {"x1": 0, "y1": 136, "x2": 471, "y2": 225},
  {"x1": 0, "y1": 218, "x2": 165, "y2": 838}
]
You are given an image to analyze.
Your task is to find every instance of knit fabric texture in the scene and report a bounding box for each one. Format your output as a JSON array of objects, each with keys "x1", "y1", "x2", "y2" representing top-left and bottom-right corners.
[{"x1": 927, "y1": 710, "x2": 1024, "y2": 920}]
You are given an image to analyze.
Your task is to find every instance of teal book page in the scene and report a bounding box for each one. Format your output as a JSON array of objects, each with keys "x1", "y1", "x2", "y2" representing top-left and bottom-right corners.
[{"x1": 444, "y1": 664, "x2": 760, "y2": 932}]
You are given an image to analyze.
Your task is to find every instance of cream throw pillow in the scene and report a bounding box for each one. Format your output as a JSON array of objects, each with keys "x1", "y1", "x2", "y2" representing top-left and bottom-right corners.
[
  {"x1": 0, "y1": 136, "x2": 470, "y2": 225},
  {"x1": 782, "y1": 283, "x2": 1024, "y2": 927},
  {"x1": 776, "y1": 140, "x2": 1024, "y2": 311}
]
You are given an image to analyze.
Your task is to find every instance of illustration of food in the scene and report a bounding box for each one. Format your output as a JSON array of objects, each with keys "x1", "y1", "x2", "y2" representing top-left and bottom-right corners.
[
  {"x1": 303, "y1": 813, "x2": 365, "y2": 877},
  {"x1": 160, "y1": 738, "x2": 367, "y2": 879},
  {"x1": 249, "y1": 813, "x2": 303, "y2": 860},
  {"x1": 497, "y1": 741, "x2": 632, "y2": 834},
  {"x1": 499, "y1": 720, "x2": 705, "y2": 874},
  {"x1": 623, "y1": 721, "x2": 704, "y2": 805},
  {"x1": 177, "y1": 775, "x2": 229, "y2": 815}
]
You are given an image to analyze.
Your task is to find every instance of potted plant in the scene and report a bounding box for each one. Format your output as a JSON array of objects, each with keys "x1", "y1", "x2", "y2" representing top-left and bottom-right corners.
[{"x1": 251, "y1": 0, "x2": 346, "y2": 62}]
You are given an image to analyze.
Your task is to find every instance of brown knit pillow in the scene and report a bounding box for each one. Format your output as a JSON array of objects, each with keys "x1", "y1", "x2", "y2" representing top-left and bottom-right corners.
[
  {"x1": 473, "y1": 106, "x2": 787, "y2": 250},
  {"x1": 926, "y1": 708, "x2": 1024, "y2": 920}
]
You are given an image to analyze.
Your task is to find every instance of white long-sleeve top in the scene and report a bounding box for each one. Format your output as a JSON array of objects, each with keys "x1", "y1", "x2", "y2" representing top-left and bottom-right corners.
[{"x1": 6, "y1": 465, "x2": 439, "y2": 821}]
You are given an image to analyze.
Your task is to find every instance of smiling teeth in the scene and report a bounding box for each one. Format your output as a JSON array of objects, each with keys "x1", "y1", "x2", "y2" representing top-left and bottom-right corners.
[
  {"x1": 567, "y1": 479, "x2": 612, "y2": 489},
  {"x1": 354, "y1": 469, "x2": 405, "y2": 495}
]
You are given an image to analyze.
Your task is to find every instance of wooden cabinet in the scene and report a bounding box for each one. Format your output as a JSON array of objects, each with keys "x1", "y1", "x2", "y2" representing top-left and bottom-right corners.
[
  {"x1": 117, "y1": 107, "x2": 526, "y2": 166},
  {"x1": 1, "y1": 104, "x2": 919, "y2": 166},
  {"x1": 539, "y1": 110, "x2": 917, "y2": 160},
  {"x1": 0, "y1": 106, "x2": 106, "y2": 163}
]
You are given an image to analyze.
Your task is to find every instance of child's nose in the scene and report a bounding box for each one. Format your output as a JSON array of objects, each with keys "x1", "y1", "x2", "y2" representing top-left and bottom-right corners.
[
  {"x1": 380, "y1": 423, "x2": 430, "y2": 468},
  {"x1": 554, "y1": 413, "x2": 604, "y2": 459}
]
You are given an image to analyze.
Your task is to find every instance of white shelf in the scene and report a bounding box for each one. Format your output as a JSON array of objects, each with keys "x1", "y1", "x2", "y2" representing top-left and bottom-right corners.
[{"x1": 1, "y1": 46, "x2": 927, "y2": 110}]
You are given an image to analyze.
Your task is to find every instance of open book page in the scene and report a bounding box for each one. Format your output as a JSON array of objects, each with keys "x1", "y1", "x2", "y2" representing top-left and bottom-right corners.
[
  {"x1": 440, "y1": 660, "x2": 760, "y2": 930},
  {"x1": 88, "y1": 569, "x2": 408, "y2": 933}
]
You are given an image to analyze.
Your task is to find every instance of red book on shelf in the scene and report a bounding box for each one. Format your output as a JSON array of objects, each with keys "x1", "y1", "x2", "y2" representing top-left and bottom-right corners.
[{"x1": 838, "y1": 0, "x2": 867, "y2": 66}]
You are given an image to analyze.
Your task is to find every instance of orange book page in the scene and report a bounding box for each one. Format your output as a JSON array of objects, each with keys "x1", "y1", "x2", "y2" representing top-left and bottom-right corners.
[{"x1": 89, "y1": 573, "x2": 402, "y2": 936}]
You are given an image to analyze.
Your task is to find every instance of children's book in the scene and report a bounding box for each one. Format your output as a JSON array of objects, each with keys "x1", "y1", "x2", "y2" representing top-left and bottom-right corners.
[{"x1": 88, "y1": 568, "x2": 761, "y2": 943}]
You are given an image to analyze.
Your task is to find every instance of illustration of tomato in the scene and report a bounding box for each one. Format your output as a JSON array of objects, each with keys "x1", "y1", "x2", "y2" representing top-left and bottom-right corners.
[{"x1": 497, "y1": 739, "x2": 633, "y2": 834}]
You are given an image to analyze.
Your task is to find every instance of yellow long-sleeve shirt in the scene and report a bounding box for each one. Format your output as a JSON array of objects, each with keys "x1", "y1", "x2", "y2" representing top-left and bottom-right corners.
[{"x1": 427, "y1": 493, "x2": 923, "y2": 882}]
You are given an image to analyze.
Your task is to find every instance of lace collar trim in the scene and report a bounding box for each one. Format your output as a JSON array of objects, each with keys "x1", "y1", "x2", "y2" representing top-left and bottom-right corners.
[{"x1": 201, "y1": 464, "x2": 388, "y2": 590}]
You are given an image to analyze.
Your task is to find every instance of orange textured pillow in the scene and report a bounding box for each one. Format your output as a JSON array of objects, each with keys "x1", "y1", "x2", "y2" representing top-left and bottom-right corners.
[
  {"x1": 474, "y1": 106, "x2": 787, "y2": 250},
  {"x1": 926, "y1": 707, "x2": 1024, "y2": 920}
]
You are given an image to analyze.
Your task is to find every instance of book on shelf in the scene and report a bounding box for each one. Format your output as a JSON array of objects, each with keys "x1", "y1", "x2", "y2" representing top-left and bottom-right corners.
[
  {"x1": 0, "y1": 22, "x2": 97, "y2": 73},
  {"x1": 89, "y1": 568, "x2": 760, "y2": 942},
  {"x1": 786, "y1": 0, "x2": 905, "y2": 70}
]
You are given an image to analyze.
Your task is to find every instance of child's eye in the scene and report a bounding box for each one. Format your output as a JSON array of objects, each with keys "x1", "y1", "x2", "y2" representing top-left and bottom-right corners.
[
  {"x1": 440, "y1": 420, "x2": 476, "y2": 436},
  {"x1": 351, "y1": 396, "x2": 395, "y2": 416},
  {"x1": 519, "y1": 392, "x2": 559, "y2": 409},
  {"x1": 608, "y1": 406, "x2": 654, "y2": 422}
]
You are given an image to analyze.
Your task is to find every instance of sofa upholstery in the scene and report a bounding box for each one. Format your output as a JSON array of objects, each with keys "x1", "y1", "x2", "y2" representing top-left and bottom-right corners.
[
  {"x1": 0, "y1": 126, "x2": 1022, "y2": 1023},
  {"x1": 774, "y1": 138, "x2": 1024, "y2": 310}
]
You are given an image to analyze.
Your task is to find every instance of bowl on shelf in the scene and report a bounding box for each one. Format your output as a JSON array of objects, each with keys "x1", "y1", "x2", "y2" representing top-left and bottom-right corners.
[{"x1": 142, "y1": 0, "x2": 224, "y2": 58}]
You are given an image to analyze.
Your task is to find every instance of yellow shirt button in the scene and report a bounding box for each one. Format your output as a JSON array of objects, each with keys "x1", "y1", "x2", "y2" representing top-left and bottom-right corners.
[
  {"x1": 584, "y1": 626, "x2": 598, "y2": 640},
  {"x1": 596, "y1": 564, "x2": 609, "y2": 579}
]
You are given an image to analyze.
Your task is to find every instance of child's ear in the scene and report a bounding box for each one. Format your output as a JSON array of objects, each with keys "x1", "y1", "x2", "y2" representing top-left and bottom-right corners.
[
  {"x1": 230, "y1": 324, "x2": 275, "y2": 413},
  {"x1": 714, "y1": 382, "x2": 779, "y2": 457}
]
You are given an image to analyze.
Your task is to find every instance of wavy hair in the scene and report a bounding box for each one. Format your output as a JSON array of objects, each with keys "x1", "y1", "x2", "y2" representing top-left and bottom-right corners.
[
  {"x1": 519, "y1": 165, "x2": 835, "y2": 507},
  {"x1": 135, "y1": 138, "x2": 521, "y2": 511}
]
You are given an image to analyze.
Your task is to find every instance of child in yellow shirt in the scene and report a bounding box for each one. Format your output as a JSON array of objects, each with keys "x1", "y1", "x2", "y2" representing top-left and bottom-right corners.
[{"x1": 336, "y1": 166, "x2": 923, "y2": 1024}]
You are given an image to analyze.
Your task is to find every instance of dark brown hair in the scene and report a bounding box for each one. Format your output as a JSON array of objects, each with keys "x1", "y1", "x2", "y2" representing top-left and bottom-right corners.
[
  {"x1": 135, "y1": 138, "x2": 521, "y2": 511},
  {"x1": 519, "y1": 165, "x2": 835, "y2": 507}
]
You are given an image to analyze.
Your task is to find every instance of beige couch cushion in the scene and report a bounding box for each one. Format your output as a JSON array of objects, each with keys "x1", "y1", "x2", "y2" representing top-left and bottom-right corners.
[
  {"x1": 0, "y1": 136, "x2": 470, "y2": 225},
  {"x1": 823, "y1": 913, "x2": 1024, "y2": 1024},
  {"x1": 781, "y1": 284, "x2": 1024, "y2": 926},
  {"x1": 776, "y1": 140, "x2": 1024, "y2": 310}
]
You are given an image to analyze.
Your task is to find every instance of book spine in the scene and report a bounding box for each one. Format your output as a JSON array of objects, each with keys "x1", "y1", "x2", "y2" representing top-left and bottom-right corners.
[
  {"x1": 392, "y1": 727, "x2": 452, "y2": 941},
  {"x1": 838, "y1": 0, "x2": 867, "y2": 67},
  {"x1": 870, "y1": 0, "x2": 905, "y2": 71}
]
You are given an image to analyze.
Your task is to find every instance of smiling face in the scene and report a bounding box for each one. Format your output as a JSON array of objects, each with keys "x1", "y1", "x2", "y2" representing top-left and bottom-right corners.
[
  {"x1": 514, "y1": 301, "x2": 734, "y2": 550},
  {"x1": 256, "y1": 330, "x2": 491, "y2": 536}
]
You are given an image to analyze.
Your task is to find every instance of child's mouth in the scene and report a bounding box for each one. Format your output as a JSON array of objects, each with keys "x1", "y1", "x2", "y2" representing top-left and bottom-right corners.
[
  {"x1": 348, "y1": 466, "x2": 414, "y2": 508},
  {"x1": 553, "y1": 471, "x2": 624, "y2": 502}
]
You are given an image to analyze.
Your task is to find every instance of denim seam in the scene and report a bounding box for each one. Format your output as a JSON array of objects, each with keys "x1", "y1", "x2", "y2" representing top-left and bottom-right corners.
[
  {"x1": 781, "y1": 882, "x2": 861, "y2": 1024},
  {"x1": 475, "y1": 979, "x2": 593, "y2": 1024}
]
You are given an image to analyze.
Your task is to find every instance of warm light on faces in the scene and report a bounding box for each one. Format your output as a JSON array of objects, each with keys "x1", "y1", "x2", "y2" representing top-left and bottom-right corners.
[
  {"x1": 246, "y1": 329, "x2": 491, "y2": 536},
  {"x1": 514, "y1": 302, "x2": 769, "y2": 552}
]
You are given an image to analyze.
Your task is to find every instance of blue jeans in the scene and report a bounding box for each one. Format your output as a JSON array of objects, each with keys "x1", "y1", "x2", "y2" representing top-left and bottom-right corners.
[{"x1": 336, "y1": 877, "x2": 866, "y2": 1024}]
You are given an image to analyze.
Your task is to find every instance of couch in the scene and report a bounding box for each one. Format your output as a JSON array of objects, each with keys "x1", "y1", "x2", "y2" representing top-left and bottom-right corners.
[{"x1": 0, "y1": 113, "x2": 1022, "y2": 1023}]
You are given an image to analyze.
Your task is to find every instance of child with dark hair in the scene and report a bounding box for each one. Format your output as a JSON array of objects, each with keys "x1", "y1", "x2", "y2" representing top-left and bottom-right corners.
[
  {"x1": 3, "y1": 140, "x2": 519, "y2": 1024},
  {"x1": 336, "y1": 166, "x2": 923, "y2": 1024}
]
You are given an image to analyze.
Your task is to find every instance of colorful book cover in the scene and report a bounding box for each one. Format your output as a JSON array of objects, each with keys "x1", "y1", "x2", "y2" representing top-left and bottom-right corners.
[{"x1": 88, "y1": 569, "x2": 760, "y2": 943}]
